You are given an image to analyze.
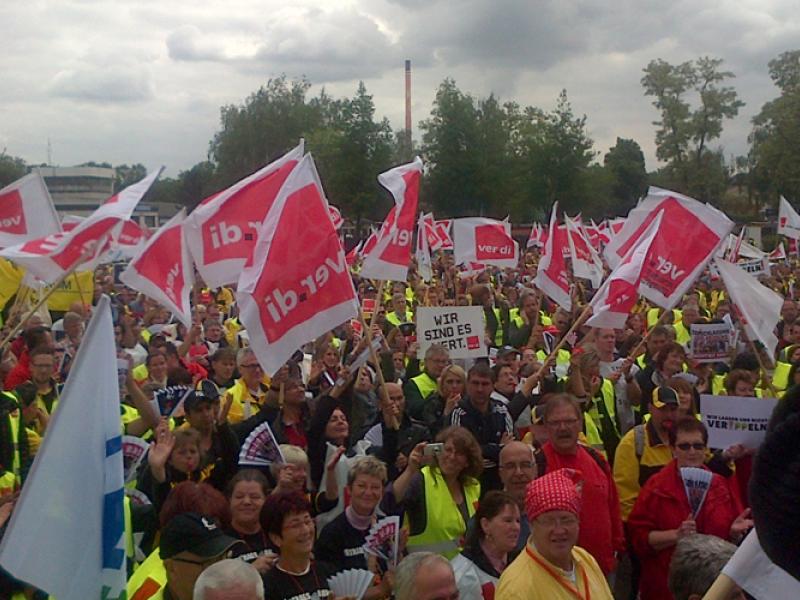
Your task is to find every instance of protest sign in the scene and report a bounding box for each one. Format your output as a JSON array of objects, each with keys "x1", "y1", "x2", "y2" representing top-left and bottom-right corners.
[
  {"x1": 690, "y1": 322, "x2": 735, "y2": 363},
  {"x1": 701, "y1": 394, "x2": 778, "y2": 449},
  {"x1": 738, "y1": 257, "x2": 771, "y2": 277},
  {"x1": 417, "y1": 306, "x2": 486, "y2": 359}
]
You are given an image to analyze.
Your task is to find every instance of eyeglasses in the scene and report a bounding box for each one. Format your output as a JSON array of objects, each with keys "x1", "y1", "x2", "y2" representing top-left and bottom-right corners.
[
  {"x1": 240, "y1": 363, "x2": 263, "y2": 370},
  {"x1": 499, "y1": 461, "x2": 535, "y2": 472},
  {"x1": 675, "y1": 442, "x2": 706, "y2": 451},
  {"x1": 535, "y1": 515, "x2": 579, "y2": 529}
]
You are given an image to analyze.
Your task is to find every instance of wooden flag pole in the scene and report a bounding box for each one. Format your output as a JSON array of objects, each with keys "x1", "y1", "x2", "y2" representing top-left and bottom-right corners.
[
  {"x1": 626, "y1": 306, "x2": 676, "y2": 363},
  {"x1": 739, "y1": 326, "x2": 778, "y2": 397},
  {"x1": 701, "y1": 573, "x2": 737, "y2": 600},
  {"x1": 533, "y1": 303, "x2": 592, "y2": 380},
  {"x1": 358, "y1": 304, "x2": 399, "y2": 430},
  {"x1": 0, "y1": 258, "x2": 88, "y2": 351}
]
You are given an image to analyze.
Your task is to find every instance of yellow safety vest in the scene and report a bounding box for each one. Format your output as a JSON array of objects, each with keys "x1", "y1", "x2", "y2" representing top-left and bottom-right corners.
[
  {"x1": 224, "y1": 378, "x2": 268, "y2": 424},
  {"x1": 127, "y1": 548, "x2": 166, "y2": 600},
  {"x1": 386, "y1": 310, "x2": 414, "y2": 327},
  {"x1": 510, "y1": 309, "x2": 552, "y2": 328},
  {"x1": 410, "y1": 372, "x2": 438, "y2": 400},
  {"x1": 406, "y1": 466, "x2": 480, "y2": 559},
  {"x1": 672, "y1": 320, "x2": 692, "y2": 346},
  {"x1": 0, "y1": 470, "x2": 15, "y2": 497},
  {"x1": 773, "y1": 360, "x2": 792, "y2": 391}
]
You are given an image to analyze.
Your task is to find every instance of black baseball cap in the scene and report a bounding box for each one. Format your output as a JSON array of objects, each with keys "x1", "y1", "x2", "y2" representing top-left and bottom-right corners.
[
  {"x1": 184, "y1": 379, "x2": 221, "y2": 412},
  {"x1": 160, "y1": 512, "x2": 244, "y2": 559},
  {"x1": 497, "y1": 346, "x2": 522, "y2": 360},
  {"x1": 651, "y1": 386, "x2": 679, "y2": 409}
]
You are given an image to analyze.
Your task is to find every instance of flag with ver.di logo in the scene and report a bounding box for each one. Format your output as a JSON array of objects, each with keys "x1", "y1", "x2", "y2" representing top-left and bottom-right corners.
[
  {"x1": 0, "y1": 172, "x2": 61, "y2": 249},
  {"x1": 236, "y1": 154, "x2": 359, "y2": 376},
  {"x1": 453, "y1": 217, "x2": 518, "y2": 269}
]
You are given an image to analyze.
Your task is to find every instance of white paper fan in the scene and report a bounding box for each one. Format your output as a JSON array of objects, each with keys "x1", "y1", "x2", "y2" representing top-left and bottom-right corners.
[
  {"x1": 327, "y1": 568, "x2": 374, "y2": 600},
  {"x1": 680, "y1": 466, "x2": 713, "y2": 518}
]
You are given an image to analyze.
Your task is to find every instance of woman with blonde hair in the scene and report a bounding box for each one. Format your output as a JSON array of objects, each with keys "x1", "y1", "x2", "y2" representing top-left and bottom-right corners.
[{"x1": 420, "y1": 364, "x2": 467, "y2": 436}]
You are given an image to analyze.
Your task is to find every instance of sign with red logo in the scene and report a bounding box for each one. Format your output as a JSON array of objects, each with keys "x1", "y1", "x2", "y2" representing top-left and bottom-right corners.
[
  {"x1": 237, "y1": 155, "x2": 358, "y2": 375},
  {"x1": 416, "y1": 306, "x2": 487, "y2": 359},
  {"x1": 453, "y1": 217, "x2": 518, "y2": 268}
]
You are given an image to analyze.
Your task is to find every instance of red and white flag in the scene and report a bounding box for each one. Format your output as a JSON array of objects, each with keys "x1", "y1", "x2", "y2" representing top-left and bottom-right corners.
[
  {"x1": 416, "y1": 213, "x2": 433, "y2": 282},
  {"x1": 434, "y1": 219, "x2": 453, "y2": 250},
  {"x1": 565, "y1": 216, "x2": 603, "y2": 287},
  {"x1": 236, "y1": 155, "x2": 358, "y2": 376},
  {"x1": 453, "y1": 217, "x2": 518, "y2": 268},
  {"x1": 360, "y1": 157, "x2": 423, "y2": 282},
  {"x1": 0, "y1": 173, "x2": 61, "y2": 248},
  {"x1": 587, "y1": 213, "x2": 662, "y2": 330},
  {"x1": 345, "y1": 241, "x2": 363, "y2": 267},
  {"x1": 60, "y1": 215, "x2": 84, "y2": 233},
  {"x1": 714, "y1": 257, "x2": 783, "y2": 361},
  {"x1": 769, "y1": 243, "x2": 786, "y2": 261},
  {"x1": 0, "y1": 169, "x2": 162, "y2": 283},
  {"x1": 328, "y1": 205, "x2": 344, "y2": 231},
  {"x1": 604, "y1": 187, "x2": 733, "y2": 309},
  {"x1": 534, "y1": 203, "x2": 571, "y2": 311},
  {"x1": 120, "y1": 210, "x2": 195, "y2": 327},
  {"x1": 526, "y1": 222, "x2": 545, "y2": 249},
  {"x1": 420, "y1": 213, "x2": 443, "y2": 252},
  {"x1": 360, "y1": 227, "x2": 379, "y2": 258},
  {"x1": 185, "y1": 141, "x2": 303, "y2": 288},
  {"x1": 778, "y1": 196, "x2": 800, "y2": 240},
  {"x1": 727, "y1": 227, "x2": 747, "y2": 263}
]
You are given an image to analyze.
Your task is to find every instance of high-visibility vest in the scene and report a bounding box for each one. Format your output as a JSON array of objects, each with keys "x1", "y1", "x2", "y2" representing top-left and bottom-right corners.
[
  {"x1": 587, "y1": 379, "x2": 620, "y2": 458},
  {"x1": 510, "y1": 309, "x2": 552, "y2": 328},
  {"x1": 127, "y1": 548, "x2": 166, "y2": 600},
  {"x1": 6, "y1": 399, "x2": 22, "y2": 487},
  {"x1": 406, "y1": 466, "x2": 480, "y2": 559},
  {"x1": 0, "y1": 470, "x2": 15, "y2": 497},
  {"x1": 536, "y1": 349, "x2": 571, "y2": 379},
  {"x1": 224, "y1": 378, "x2": 268, "y2": 424},
  {"x1": 410, "y1": 372, "x2": 438, "y2": 400},
  {"x1": 773, "y1": 360, "x2": 792, "y2": 391},
  {"x1": 386, "y1": 310, "x2": 414, "y2": 327},
  {"x1": 672, "y1": 320, "x2": 692, "y2": 346}
]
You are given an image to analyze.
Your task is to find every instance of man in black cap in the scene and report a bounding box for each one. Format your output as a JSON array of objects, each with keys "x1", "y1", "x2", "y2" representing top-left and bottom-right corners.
[
  {"x1": 160, "y1": 512, "x2": 245, "y2": 600},
  {"x1": 184, "y1": 380, "x2": 240, "y2": 492}
]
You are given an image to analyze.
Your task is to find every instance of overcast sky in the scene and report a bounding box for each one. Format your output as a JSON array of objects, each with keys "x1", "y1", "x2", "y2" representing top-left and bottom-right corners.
[{"x1": 1, "y1": 0, "x2": 797, "y2": 178}]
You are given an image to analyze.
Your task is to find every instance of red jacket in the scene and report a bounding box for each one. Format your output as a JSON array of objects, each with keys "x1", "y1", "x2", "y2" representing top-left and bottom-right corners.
[
  {"x1": 542, "y1": 442, "x2": 625, "y2": 574},
  {"x1": 628, "y1": 460, "x2": 741, "y2": 600},
  {"x1": 4, "y1": 351, "x2": 31, "y2": 390}
]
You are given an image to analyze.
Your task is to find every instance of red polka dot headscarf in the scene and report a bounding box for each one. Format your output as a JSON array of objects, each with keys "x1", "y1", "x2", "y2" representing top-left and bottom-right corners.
[{"x1": 525, "y1": 468, "x2": 583, "y2": 521}]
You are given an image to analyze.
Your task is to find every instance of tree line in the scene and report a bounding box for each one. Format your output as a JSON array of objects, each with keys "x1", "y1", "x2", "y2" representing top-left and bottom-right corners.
[{"x1": 2, "y1": 50, "x2": 798, "y2": 229}]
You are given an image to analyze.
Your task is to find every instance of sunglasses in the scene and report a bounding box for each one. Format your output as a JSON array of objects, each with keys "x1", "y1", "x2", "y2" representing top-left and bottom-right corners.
[{"x1": 675, "y1": 442, "x2": 706, "y2": 451}]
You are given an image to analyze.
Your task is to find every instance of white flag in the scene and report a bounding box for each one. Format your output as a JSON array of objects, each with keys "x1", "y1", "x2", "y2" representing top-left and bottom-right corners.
[
  {"x1": 565, "y1": 215, "x2": 603, "y2": 287},
  {"x1": 0, "y1": 296, "x2": 126, "y2": 599},
  {"x1": 714, "y1": 258, "x2": 783, "y2": 361},
  {"x1": 453, "y1": 217, "x2": 518, "y2": 269},
  {"x1": 587, "y1": 212, "x2": 662, "y2": 330},
  {"x1": 722, "y1": 529, "x2": 800, "y2": 599},
  {"x1": 534, "y1": 203, "x2": 571, "y2": 311},
  {"x1": 0, "y1": 172, "x2": 61, "y2": 248},
  {"x1": 121, "y1": 209, "x2": 195, "y2": 327},
  {"x1": 415, "y1": 213, "x2": 433, "y2": 282},
  {"x1": 778, "y1": 196, "x2": 800, "y2": 240}
]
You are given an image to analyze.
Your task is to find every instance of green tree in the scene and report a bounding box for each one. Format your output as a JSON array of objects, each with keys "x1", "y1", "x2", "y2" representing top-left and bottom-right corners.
[
  {"x1": 209, "y1": 76, "x2": 323, "y2": 186},
  {"x1": 749, "y1": 50, "x2": 800, "y2": 204},
  {"x1": 641, "y1": 57, "x2": 743, "y2": 201},
  {"x1": 114, "y1": 163, "x2": 147, "y2": 190},
  {"x1": 178, "y1": 161, "x2": 218, "y2": 209},
  {"x1": 0, "y1": 152, "x2": 27, "y2": 187},
  {"x1": 603, "y1": 138, "x2": 648, "y2": 213}
]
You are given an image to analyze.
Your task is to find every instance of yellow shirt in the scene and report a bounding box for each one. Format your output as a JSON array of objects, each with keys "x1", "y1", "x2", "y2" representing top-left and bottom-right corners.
[
  {"x1": 224, "y1": 378, "x2": 268, "y2": 424},
  {"x1": 496, "y1": 542, "x2": 613, "y2": 600}
]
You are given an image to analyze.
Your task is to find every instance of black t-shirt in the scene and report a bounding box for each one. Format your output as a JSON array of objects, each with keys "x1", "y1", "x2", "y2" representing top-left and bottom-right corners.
[
  {"x1": 226, "y1": 527, "x2": 276, "y2": 564},
  {"x1": 315, "y1": 512, "x2": 373, "y2": 572},
  {"x1": 263, "y1": 560, "x2": 337, "y2": 600}
]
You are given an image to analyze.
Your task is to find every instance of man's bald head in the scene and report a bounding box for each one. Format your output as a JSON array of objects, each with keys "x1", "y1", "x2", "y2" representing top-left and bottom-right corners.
[{"x1": 499, "y1": 441, "x2": 537, "y2": 502}]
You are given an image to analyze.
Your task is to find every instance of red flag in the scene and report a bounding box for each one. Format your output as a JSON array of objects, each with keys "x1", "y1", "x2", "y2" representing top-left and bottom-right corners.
[
  {"x1": 360, "y1": 227, "x2": 379, "y2": 257},
  {"x1": 769, "y1": 243, "x2": 786, "y2": 261},
  {"x1": 0, "y1": 169, "x2": 162, "y2": 283},
  {"x1": 587, "y1": 212, "x2": 662, "y2": 330},
  {"x1": 0, "y1": 173, "x2": 61, "y2": 248},
  {"x1": 416, "y1": 213, "x2": 433, "y2": 282},
  {"x1": 453, "y1": 217, "x2": 518, "y2": 268},
  {"x1": 434, "y1": 219, "x2": 453, "y2": 250},
  {"x1": 185, "y1": 141, "x2": 303, "y2": 288},
  {"x1": 565, "y1": 216, "x2": 603, "y2": 287},
  {"x1": 236, "y1": 155, "x2": 358, "y2": 375},
  {"x1": 345, "y1": 241, "x2": 363, "y2": 267},
  {"x1": 534, "y1": 203, "x2": 571, "y2": 311},
  {"x1": 328, "y1": 205, "x2": 344, "y2": 231},
  {"x1": 604, "y1": 187, "x2": 733, "y2": 309},
  {"x1": 120, "y1": 210, "x2": 195, "y2": 326},
  {"x1": 526, "y1": 222, "x2": 544, "y2": 249},
  {"x1": 360, "y1": 157, "x2": 423, "y2": 282}
]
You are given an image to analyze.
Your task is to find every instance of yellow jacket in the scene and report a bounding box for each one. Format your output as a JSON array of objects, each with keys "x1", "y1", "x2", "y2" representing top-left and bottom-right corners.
[{"x1": 612, "y1": 422, "x2": 672, "y2": 520}]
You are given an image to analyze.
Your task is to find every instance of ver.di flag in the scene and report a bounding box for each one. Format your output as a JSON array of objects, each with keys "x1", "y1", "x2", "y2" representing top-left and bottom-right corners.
[
  {"x1": 0, "y1": 169, "x2": 162, "y2": 283},
  {"x1": 0, "y1": 296, "x2": 126, "y2": 600},
  {"x1": 604, "y1": 187, "x2": 733, "y2": 309},
  {"x1": 778, "y1": 196, "x2": 800, "y2": 240},
  {"x1": 120, "y1": 209, "x2": 195, "y2": 327},
  {"x1": 360, "y1": 157, "x2": 423, "y2": 282},
  {"x1": 534, "y1": 202, "x2": 571, "y2": 311},
  {"x1": 416, "y1": 213, "x2": 433, "y2": 282},
  {"x1": 453, "y1": 217, "x2": 518, "y2": 268},
  {"x1": 713, "y1": 257, "x2": 783, "y2": 361},
  {"x1": 587, "y1": 212, "x2": 662, "y2": 329},
  {"x1": 565, "y1": 215, "x2": 603, "y2": 287},
  {"x1": 0, "y1": 172, "x2": 61, "y2": 248},
  {"x1": 236, "y1": 154, "x2": 359, "y2": 376},
  {"x1": 721, "y1": 530, "x2": 800, "y2": 599},
  {"x1": 184, "y1": 141, "x2": 303, "y2": 288}
]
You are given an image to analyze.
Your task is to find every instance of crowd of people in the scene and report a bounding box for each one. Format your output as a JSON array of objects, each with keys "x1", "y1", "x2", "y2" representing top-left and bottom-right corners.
[{"x1": 1, "y1": 242, "x2": 795, "y2": 600}]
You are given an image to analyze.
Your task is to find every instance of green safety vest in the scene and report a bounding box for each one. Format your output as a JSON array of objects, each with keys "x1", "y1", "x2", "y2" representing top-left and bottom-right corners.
[
  {"x1": 773, "y1": 360, "x2": 792, "y2": 391},
  {"x1": 587, "y1": 379, "x2": 620, "y2": 460},
  {"x1": 127, "y1": 548, "x2": 166, "y2": 600},
  {"x1": 406, "y1": 466, "x2": 480, "y2": 559},
  {"x1": 386, "y1": 310, "x2": 414, "y2": 328}
]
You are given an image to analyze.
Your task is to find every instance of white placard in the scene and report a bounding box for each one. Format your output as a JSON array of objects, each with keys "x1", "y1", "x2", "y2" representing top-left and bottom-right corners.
[
  {"x1": 417, "y1": 306, "x2": 487, "y2": 359},
  {"x1": 700, "y1": 394, "x2": 778, "y2": 449},
  {"x1": 689, "y1": 322, "x2": 735, "y2": 363}
]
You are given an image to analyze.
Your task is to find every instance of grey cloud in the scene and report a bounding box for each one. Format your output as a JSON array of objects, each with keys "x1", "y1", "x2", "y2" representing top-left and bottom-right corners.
[
  {"x1": 167, "y1": 25, "x2": 228, "y2": 61},
  {"x1": 49, "y1": 66, "x2": 155, "y2": 103}
]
